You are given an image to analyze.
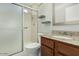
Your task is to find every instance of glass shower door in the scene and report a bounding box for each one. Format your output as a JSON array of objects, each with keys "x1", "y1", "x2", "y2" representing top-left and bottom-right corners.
[{"x1": 0, "y1": 4, "x2": 23, "y2": 56}]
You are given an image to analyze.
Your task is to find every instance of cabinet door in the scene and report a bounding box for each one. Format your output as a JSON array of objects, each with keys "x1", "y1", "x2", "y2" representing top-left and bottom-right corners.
[
  {"x1": 41, "y1": 36, "x2": 54, "y2": 49},
  {"x1": 55, "y1": 41, "x2": 79, "y2": 56},
  {"x1": 41, "y1": 45, "x2": 53, "y2": 56},
  {"x1": 55, "y1": 50, "x2": 65, "y2": 56},
  {"x1": 55, "y1": 52, "x2": 63, "y2": 56}
]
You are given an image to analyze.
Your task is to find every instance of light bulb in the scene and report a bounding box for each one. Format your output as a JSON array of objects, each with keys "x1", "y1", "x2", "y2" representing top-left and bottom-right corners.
[{"x1": 24, "y1": 9, "x2": 28, "y2": 13}]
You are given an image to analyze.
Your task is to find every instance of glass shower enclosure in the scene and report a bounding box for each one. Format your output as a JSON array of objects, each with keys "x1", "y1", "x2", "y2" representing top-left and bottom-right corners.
[{"x1": 0, "y1": 3, "x2": 23, "y2": 56}]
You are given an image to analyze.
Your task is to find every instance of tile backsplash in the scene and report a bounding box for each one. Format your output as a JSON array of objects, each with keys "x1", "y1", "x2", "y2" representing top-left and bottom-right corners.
[{"x1": 52, "y1": 31, "x2": 79, "y2": 40}]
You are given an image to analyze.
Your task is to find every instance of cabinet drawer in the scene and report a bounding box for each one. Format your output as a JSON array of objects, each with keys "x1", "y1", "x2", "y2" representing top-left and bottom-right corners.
[
  {"x1": 41, "y1": 45, "x2": 53, "y2": 56},
  {"x1": 56, "y1": 42, "x2": 79, "y2": 56},
  {"x1": 41, "y1": 36, "x2": 54, "y2": 49}
]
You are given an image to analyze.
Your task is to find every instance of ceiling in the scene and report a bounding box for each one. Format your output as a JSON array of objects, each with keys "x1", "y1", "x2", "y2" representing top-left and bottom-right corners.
[{"x1": 18, "y1": 3, "x2": 42, "y2": 9}]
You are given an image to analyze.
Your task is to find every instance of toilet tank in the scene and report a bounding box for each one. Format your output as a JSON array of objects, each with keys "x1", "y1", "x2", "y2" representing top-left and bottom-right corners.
[{"x1": 37, "y1": 33, "x2": 43, "y2": 43}]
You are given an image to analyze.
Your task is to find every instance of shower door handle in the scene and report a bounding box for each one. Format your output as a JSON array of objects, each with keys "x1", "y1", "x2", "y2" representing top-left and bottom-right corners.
[{"x1": 24, "y1": 27, "x2": 28, "y2": 29}]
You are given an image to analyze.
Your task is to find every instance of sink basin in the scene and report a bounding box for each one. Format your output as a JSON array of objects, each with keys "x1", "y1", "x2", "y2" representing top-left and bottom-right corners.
[{"x1": 52, "y1": 35, "x2": 73, "y2": 40}]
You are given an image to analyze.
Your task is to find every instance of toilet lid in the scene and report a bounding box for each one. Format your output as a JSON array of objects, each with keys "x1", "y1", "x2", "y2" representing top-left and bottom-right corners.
[{"x1": 25, "y1": 43, "x2": 40, "y2": 48}]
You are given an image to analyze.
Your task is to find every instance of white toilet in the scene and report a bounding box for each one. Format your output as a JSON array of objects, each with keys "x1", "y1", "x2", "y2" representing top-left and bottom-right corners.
[
  {"x1": 24, "y1": 42, "x2": 40, "y2": 56},
  {"x1": 24, "y1": 33, "x2": 43, "y2": 56}
]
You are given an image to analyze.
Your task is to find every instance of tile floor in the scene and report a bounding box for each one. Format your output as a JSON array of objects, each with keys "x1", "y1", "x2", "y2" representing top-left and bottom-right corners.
[{"x1": 13, "y1": 49, "x2": 41, "y2": 56}]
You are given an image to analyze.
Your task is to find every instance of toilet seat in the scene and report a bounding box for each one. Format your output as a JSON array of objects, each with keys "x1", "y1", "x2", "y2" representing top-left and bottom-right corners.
[{"x1": 25, "y1": 43, "x2": 40, "y2": 49}]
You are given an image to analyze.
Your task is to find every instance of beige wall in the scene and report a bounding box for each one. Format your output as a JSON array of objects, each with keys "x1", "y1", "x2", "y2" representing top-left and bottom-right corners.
[
  {"x1": 23, "y1": 10, "x2": 38, "y2": 44},
  {"x1": 23, "y1": 3, "x2": 54, "y2": 44},
  {"x1": 23, "y1": 11, "x2": 32, "y2": 44},
  {"x1": 38, "y1": 3, "x2": 53, "y2": 34},
  {"x1": 31, "y1": 11, "x2": 38, "y2": 42}
]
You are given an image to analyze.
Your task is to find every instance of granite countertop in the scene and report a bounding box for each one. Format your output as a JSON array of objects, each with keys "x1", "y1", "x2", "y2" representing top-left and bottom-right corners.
[{"x1": 41, "y1": 34, "x2": 79, "y2": 46}]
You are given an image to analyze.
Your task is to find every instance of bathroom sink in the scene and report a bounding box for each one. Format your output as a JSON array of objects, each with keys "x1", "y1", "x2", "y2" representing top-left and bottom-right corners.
[{"x1": 52, "y1": 35, "x2": 73, "y2": 40}]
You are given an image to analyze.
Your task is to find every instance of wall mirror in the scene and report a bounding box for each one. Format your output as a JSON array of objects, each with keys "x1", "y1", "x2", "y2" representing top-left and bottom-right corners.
[{"x1": 53, "y1": 3, "x2": 79, "y2": 25}]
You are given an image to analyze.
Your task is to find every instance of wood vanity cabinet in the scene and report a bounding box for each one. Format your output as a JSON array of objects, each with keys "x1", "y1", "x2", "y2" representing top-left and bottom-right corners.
[
  {"x1": 41, "y1": 36, "x2": 55, "y2": 56},
  {"x1": 55, "y1": 41, "x2": 79, "y2": 56},
  {"x1": 41, "y1": 45, "x2": 53, "y2": 56},
  {"x1": 41, "y1": 36, "x2": 79, "y2": 56}
]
